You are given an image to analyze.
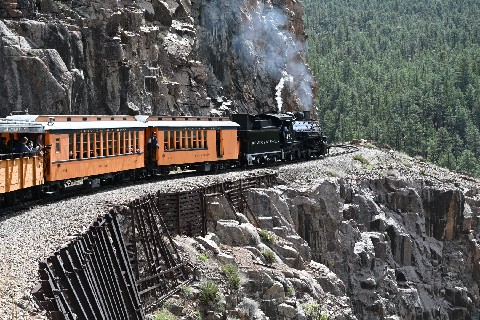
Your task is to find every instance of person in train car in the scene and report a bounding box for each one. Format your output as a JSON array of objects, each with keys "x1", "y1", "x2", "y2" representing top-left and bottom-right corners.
[
  {"x1": 19, "y1": 137, "x2": 32, "y2": 153},
  {"x1": 147, "y1": 132, "x2": 158, "y2": 160},
  {"x1": 0, "y1": 137, "x2": 12, "y2": 154},
  {"x1": 34, "y1": 134, "x2": 44, "y2": 151}
]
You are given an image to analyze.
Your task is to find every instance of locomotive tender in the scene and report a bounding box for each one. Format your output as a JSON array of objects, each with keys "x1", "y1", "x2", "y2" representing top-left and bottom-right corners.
[{"x1": 0, "y1": 111, "x2": 328, "y2": 205}]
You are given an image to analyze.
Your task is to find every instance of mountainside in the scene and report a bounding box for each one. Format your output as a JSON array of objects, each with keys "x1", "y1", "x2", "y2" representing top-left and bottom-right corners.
[
  {"x1": 0, "y1": 0, "x2": 314, "y2": 117},
  {"x1": 303, "y1": 0, "x2": 480, "y2": 177}
]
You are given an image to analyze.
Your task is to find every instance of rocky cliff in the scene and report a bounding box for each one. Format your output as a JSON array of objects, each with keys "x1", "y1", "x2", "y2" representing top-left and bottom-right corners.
[
  {"x1": 0, "y1": 0, "x2": 315, "y2": 117},
  {"x1": 165, "y1": 146, "x2": 480, "y2": 320}
]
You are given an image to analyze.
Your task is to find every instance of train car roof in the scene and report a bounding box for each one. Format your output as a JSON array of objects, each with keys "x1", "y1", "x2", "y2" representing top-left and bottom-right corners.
[
  {"x1": 0, "y1": 118, "x2": 44, "y2": 133},
  {"x1": 6, "y1": 115, "x2": 146, "y2": 131},
  {"x1": 145, "y1": 120, "x2": 240, "y2": 129}
]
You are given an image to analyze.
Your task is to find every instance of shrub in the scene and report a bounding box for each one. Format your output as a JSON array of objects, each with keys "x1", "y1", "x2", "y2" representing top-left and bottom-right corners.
[
  {"x1": 353, "y1": 154, "x2": 370, "y2": 165},
  {"x1": 155, "y1": 309, "x2": 178, "y2": 320},
  {"x1": 221, "y1": 264, "x2": 240, "y2": 289},
  {"x1": 258, "y1": 229, "x2": 276, "y2": 244},
  {"x1": 286, "y1": 286, "x2": 295, "y2": 297},
  {"x1": 198, "y1": 253, "x2": 208, "y2": 262},
  {"x1": 325, "y1": 170, "x2": 339, "y2": 177},
  {"x1": 237, "y1": 298, "x2": 265, "y2": 319},
  {"x1": 199, "y1": 281, "x2": 221, "y2": 307},
  {"x1": 262, "y1": 248, "x2": 276, "y2": 264},
  {"x1": 303, "y1": 303, "x2": 329, "y2": 320},
  {"x1": 179, "y1": 284, "x2": 193, "y2": 297},
  {"x1": 193, "y1": 310, "x2": 201, "y2": 319}
]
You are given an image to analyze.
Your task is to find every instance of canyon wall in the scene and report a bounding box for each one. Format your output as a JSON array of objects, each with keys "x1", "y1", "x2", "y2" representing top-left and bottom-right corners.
[
  {"x1": 244, "y1": 178, "x2": 480, "y2": 319},
  {"x1": 0, "y1": 0, "x2": 315, "y2": 117}
]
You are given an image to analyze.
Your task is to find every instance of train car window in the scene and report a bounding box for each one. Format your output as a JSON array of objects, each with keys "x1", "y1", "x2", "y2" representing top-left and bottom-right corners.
[
  {"x1": 93, "y1": 133, "x2": 98, "y2": 157},
  {"x1": 119, "y1": 132, "x2": 122, "y2": 154},
  {"x1": 164, "y1": 131, "x2": 168, "y2": 150},
  {"x1": 69, "y1": 134, "x2": 74, "y2": 159},
  {"x1": 82, "y1": 133, "x2": 88, "y2": 158},
  {"x1": 109, "y1": 132, "x2": 114, "y2": 156},
  {"x1": 204, "y1": 130, "x2": 207, "y2": 149},
  {"x1": 55, "y1": 138, "x2": 61, "y2": 154},
  {"x1": 88, "y1": 133, "x2": 94, "y2": 157},
  {"x1": 76, "y1": 134, "x2": 81, "y2": 159},
  {"x1": 176, "y1": 131, "x2": 180, "y2": 149},
  {"x1": 128, "y1": 131, "x2": 133, "y2": 153},
  {"x1": 169, "y1": 131, "x2": 174, "y2": 150},
  {"x1": 114, "y1": 132, "x2": 118, "y2": 155},
  {"x1": 103, "y1": 132, "x2": 108, "y2": 156},
  {"x1": 98, "y1": 133, "x2": 103, "y2": 157},
  {"x1": 187, "y1": 131, "x2": 192, "y2": 148},
  {"x1": 198, "y1": 131, "x2": 203, "y2": 148},
  {"x1": 120, "y1": 132, "x2": 125, "y2": 154},
  {"x1": 193, "y1": 131, "x2": 197, "y2": 148},
  {"x1": 182, "y1": 131, "x2": 186, "y2": 149},
  {"x1": 134, "y1": 131, "x2": 139, "y2": 152}
]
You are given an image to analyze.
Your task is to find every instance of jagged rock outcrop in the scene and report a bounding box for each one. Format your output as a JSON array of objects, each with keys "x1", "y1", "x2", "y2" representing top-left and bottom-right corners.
[
  {"x1": 241, "y1": 178, "x2": 480, "y2": 319},
  {"x1": 0, "y1": 0, "x2": 314, "y2": 116}
]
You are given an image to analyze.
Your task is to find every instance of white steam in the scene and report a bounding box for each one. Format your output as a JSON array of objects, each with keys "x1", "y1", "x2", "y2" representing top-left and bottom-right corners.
[
  {"x1": 233, "y1": 4, "x2": 314, "y2": 111},
  {"x1": 275, "y1": 71, "x2": 293, "y2": 112}
]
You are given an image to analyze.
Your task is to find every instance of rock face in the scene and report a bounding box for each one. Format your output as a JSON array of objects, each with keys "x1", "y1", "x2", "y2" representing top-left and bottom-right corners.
[
  {"x1": 0, "y1": 0, "x2": 314, "y2": 116},
  {"x1": 241, "y1": 178, "x2": 480, "y2": 319}
]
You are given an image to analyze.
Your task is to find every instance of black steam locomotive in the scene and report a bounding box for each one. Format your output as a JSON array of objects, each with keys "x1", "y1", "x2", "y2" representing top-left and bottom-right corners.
[{"x1": 232, "y1": 111, "x2": 329, "y2": 166}]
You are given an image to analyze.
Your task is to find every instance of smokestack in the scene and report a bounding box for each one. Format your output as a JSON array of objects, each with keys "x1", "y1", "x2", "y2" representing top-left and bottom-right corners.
[{"x1": 303, "y1": 110, "x2": 310, "y2": 121}]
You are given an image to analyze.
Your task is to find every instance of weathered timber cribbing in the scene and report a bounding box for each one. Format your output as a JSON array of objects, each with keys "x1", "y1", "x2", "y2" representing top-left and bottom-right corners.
[
  {"x1": 154, "y1": 190, "x2": 206, "y2": 237},
  {"x1": 31, "y1": 213, "x2": 145, "y2": 320},
  {"x1": 125, "y1": 195, "x2": 192, "y2": 308},
  {"x1": 32, "y1": 172, "x2": 278, "y2": 318},
  {"x1": 203, "y1": 172, "x2": 278, "y2": 214}
]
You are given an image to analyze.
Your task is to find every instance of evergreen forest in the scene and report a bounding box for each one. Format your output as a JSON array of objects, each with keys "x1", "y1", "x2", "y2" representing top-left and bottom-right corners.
[{"x1": 303, "y1": 0, "x2": 480, "y2": 177}]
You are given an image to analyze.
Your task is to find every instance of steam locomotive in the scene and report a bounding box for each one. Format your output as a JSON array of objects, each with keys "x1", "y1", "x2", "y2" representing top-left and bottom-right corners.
[{"x1": 0, "y1": 111, "x2": 328, "y2": 205}]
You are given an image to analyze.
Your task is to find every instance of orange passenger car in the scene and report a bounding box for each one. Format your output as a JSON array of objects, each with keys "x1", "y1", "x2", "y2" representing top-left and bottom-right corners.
[
  {"x1": 142, "y1": 116, "x2": 240, "y2": 172},
  {"x1": 7, "y1": 115, "x2": 146, "y2": 188},
  {"x1": 0, "y1": 119, "x2": 45, "y2": 203}
]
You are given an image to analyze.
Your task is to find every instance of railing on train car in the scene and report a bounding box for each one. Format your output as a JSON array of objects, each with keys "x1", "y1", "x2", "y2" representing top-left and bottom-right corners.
[{"x1": 0, "y1": 151, "x2": 40, "y2": 160}]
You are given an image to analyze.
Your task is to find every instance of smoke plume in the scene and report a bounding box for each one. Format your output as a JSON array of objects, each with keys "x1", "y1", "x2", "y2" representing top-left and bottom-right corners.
[{"x1": 233, "y1": 3, "x2": 314, "y2": 111}]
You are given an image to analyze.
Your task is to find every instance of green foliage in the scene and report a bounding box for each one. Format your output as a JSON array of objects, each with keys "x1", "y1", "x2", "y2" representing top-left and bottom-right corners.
[
  {"x1": 221, "y1": 264, "x2": 241, "y2": 289},
  {"x1": 179, "y1": 284, "x2": 193, "y2": 297},
  {"x1": 353, "y1": 154, "x2": 370, "y2": 165},
  {"x1": 325, "y1": 170, "x2": 339, "y2": 177},
  {"x1": 198, "y1": 253, "x2": 208, "y2": 262},
  {"x1": 258, "y1": 229, "x2": 276, "y2": 244},
  {"x1": 304, "y1": 0, "x2": 480, "y2": 177},
  {"x1": 199, "y1": 281, "x2": 221, "y2": 307},
  {"x1": 155, "y1": 309, "x2": 178, "y2": 320},
  {"x1": 262, "y1": 248, "x2": 276, "y2": 264},
  {"x1": 286, "y1": 286, "x2": 295, "y2": 297},
  {"x1": 303, "y1": 303, "x2": 329, "y2": 320}
]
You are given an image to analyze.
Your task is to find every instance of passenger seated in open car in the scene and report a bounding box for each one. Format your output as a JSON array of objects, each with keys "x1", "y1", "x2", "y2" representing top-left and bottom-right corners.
[
  {"x1": 0, "y1": 137, "x2": 12, "y2": 154},
  {"x1": 19, "y1": 137, "x2": 33, "y2": 154}
]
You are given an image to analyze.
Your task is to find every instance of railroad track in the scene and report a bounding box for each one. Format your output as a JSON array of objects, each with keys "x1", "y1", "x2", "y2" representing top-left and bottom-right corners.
[{"x1": 0, "y1": 144, "x2": 359, "y2": 215}]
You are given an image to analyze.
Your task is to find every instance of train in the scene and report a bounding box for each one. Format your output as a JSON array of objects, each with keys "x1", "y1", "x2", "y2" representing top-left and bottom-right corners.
[{"x1": 0, "y1": 111, "x2": 328, "y2": 206}]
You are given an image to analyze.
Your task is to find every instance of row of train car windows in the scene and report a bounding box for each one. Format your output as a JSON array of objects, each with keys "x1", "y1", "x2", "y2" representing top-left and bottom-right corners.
[
  {"x1": 164, "y1": 130, "x2": 208, "y2": 150},
  {"x1": 67, "y1": 132, "x2": 140, "y2": 159}
]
